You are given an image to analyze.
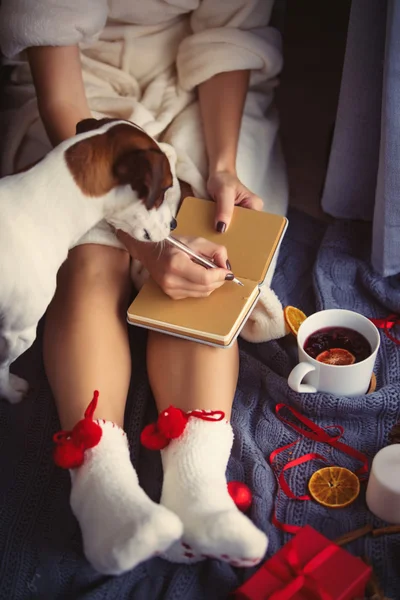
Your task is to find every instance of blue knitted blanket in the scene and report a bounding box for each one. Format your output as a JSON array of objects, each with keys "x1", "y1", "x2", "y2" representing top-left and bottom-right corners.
[{"x1": 1, "y1": 209, "x2": 400, "y2": 600}]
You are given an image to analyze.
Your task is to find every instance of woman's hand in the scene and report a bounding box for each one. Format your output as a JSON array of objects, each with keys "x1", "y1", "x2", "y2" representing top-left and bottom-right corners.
[
  {"x1": 117, "y1": 231, "x2": 233, "y2": 300},
  {"x1": 198, "y1": 70, "x2": 263, "y2": 231},
  {"x1": 207, "y1": 171, "x2": 264, "y2": 232}
]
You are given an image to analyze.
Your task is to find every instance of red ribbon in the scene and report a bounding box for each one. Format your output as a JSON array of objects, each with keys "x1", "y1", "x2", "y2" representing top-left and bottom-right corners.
[
  {"x1": 270, "y1": 404, "x2": 369, "y2": 533},
  {"x1": 274, "y1": 404, "x2": 369, "y2": 478},
  {"x1": 268, "y1": 544, "x2": 338, "y2": 600},
  {"x1": 141, "y1": 406, "x2": 226, "y2": 450},
  {"x1": 189, "y1": 410, "x2": 225, "y2": 421},
  {"x1": 369, "y1": 313, "x2": 400, "y2": 345},
  {"x1": 278, "y1": 454, "x2": 326, "y2": 501}
]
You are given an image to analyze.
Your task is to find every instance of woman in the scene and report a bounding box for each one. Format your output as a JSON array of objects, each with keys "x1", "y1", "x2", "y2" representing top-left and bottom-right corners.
[{"x1": 0, "y1": 0, "x2": 288, "y2": 575}]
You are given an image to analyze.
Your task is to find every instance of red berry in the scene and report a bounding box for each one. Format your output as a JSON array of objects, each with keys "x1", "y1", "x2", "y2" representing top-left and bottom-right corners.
[{"x1": 227, "y1": 481, "x2": 253, "y2": 512}]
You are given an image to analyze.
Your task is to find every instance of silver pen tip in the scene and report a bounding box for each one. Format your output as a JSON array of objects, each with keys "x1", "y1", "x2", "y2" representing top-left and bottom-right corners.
[{"x1": 235, "y1": 279, "x2": 245, "y2": 287}]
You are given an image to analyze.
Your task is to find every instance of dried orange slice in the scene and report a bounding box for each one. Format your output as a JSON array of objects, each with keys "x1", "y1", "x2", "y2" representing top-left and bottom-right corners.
[
  {"x1": 284, "y1": 306, "x2": 307, "y2": 337},
  {"x1": 368, "y1": 372, "x2": 377, "y2": 394},
  {"x1": 308, "y1": 466, "x2": 360, "y2": 508},
  {"x1": 316, "y1": 348, "x2": 355, "y2": 365}
]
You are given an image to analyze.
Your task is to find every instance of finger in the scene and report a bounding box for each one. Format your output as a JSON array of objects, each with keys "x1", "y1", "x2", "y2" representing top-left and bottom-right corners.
[
  {"x1": 187, "y1": 238, "x2": 229, "y2": 269},
  {"x1": 211, "y1": 246, "x2": 231, "y2": 270},
  {"x1": 159, "y1": 254, "x2": 229, "y2": 293},
  {"x1": 213, "y1": 185, "x2": 236, "y2": 233},
  {"x1": 239, "y1": 195, "x2": 264, "y2": 211},
  {"x1": 178, "y1": 260, "x2": 230, "y2": 287},
  {"x1": 161, "y1": 271, "x2": 227, "y2": 299}
]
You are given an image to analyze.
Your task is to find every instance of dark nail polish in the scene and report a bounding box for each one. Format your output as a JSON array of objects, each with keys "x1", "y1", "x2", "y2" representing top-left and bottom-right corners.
[
  {"x1": 225, "y1": 273, "x2": 234, "y2": 281},
  {"x1": 216, "y1": 221, "x2": 226, "y2": 233},
  {"x1": 226, "y1": 259, "x2": 232, "y2": 271}
]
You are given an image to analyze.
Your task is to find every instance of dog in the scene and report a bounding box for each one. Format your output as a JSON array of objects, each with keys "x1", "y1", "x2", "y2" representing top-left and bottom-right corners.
[{"x1": 0, "y1": 117, "x2": 179, "y2": 403}]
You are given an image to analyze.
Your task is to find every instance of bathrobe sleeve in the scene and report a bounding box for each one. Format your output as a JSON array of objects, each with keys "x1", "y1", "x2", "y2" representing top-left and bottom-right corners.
[
  {"x1": 177, "y1": 0, "x2": 283, "y2": 91},
  {"x1": 0, "y1": 0, "x2": 108, "y2": 58}
]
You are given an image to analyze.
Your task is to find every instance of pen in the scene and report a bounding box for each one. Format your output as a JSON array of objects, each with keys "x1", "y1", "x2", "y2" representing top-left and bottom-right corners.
[{"x1": 166, "y1": 235, "x2": 244, "y2": 287}]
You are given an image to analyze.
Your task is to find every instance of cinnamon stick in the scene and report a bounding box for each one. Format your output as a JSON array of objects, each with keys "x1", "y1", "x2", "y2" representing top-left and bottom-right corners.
[
  {"x1": 362, "y1": 555, "x2": 385, "y2": 600},
  {"x1": 372, "y1": 524, "x2": 400, "y2": 537},
  {"x1": 333, "y1": 523, "x2": 373, "y2": 546}
]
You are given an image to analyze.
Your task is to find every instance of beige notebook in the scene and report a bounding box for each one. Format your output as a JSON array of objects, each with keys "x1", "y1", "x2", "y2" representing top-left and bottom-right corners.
[{"x1": 127, "y1": 197, "x2": 288, "y2": 347}]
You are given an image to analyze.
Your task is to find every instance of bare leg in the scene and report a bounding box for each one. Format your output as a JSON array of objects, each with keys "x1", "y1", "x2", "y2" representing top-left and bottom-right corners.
[
  {"x1": 44, "y1": 244, "x2": 182, "y2": 575},
  {"x1": 145, "y1": 178, "x2": 267, "y2": 566},
  {"x1": 43, "y1": 244, "x2": 132, "y2": 429},
  {"x1": 147, "y1": 334, "x2": 239, "y2": 418},
  {"x1": 147, "y1": 334, "x2": 268, "y2": 567},
  {"x1": 145, "y1": 180, "x2": 240, "y2": 414}
]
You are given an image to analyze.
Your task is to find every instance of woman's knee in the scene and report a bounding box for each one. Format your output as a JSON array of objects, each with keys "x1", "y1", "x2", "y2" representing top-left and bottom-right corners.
[{"x1": 55, "y1": 244, "x2": 132, "y2": 310}]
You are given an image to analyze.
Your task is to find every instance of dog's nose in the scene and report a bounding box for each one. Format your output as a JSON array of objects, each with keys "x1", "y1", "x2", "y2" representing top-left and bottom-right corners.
[
  {"x1": 143, "y1": 229, "x2": 151, "y2": 241},
  {"x1": 170, "y1": 217, "x2": 177, "y2": 231}
]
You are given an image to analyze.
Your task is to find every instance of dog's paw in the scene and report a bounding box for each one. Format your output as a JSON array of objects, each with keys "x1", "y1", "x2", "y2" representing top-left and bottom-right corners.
[
  {"x1": 10, "y1": 374, "x2": 29, "y2": 393},
  {"x1": 2, "y1": 374, "x2": 29, "y2": 404}
]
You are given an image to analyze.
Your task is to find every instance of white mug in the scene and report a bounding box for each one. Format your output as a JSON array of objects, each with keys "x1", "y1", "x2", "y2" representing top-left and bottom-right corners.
[{"x1": 288, "y1": 309, "x2": 380, "y2": 396}]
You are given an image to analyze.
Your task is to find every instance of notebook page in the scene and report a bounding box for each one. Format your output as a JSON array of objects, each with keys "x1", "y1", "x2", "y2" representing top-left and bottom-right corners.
[{"x1": 173, "y1": 197, "x2": 287, "y2": 284}]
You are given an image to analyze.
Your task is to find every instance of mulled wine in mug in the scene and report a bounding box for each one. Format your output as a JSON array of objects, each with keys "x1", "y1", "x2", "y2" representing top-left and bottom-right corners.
[{"x1": 288, "y1": 309, "x2": 380, "y2": 396}]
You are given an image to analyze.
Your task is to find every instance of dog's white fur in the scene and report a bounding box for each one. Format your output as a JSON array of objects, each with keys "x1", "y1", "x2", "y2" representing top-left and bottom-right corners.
[{"x1": 0, "y1": 120, "x2": 178, "y2": 403}]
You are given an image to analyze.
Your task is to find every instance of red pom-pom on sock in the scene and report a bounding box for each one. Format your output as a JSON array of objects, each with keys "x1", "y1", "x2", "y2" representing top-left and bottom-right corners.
[
  {"x1": 140, "y1": 423, "x2": 170, "y2": 450},
  {"x1": 228, "y1": 481, "x2": 253, "y2": 512},
  {"x1": 53, "y1": 390, "x2": 103, "y2": 470},
  {"x1": 157, "y1": 406, "x2": 188, "y2": 440},
  {"x1": 140, "y1": 406, "x2": 226, "y2": 451},
  {"x1": 53, "y1": 439, "x2": 85, "y2": 469},
  {"x1": 72, "y1": 418, "x2": 102, "y2": 449}
]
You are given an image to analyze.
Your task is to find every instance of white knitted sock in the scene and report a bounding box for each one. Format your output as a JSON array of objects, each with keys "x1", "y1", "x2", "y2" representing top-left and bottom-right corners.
[
  {"x1": 70, "y1": 420, "x2": 183, "y2": 575},
  {"x1": 160, "y1": 414, "x2": 268, "y2": 567}
]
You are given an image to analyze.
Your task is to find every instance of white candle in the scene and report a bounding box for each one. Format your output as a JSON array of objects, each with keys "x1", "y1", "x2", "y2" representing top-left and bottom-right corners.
[{"x1": 366, "y1": 444, "x2": 400, "y2": 523}]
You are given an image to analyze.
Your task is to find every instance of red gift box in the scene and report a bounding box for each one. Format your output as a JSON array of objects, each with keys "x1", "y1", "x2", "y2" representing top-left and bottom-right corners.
[{"x1": 232, "y1": 526, "x2": 371, "y2": 600}]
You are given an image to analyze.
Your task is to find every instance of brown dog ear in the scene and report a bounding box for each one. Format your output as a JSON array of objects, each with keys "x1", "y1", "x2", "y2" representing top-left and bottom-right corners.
[
  {"x1": 76, "y1": 117, "x2": 117, "y2": 136},
  {"x1": 113, "y1": 149, "x2": 170, "y2": 210}
]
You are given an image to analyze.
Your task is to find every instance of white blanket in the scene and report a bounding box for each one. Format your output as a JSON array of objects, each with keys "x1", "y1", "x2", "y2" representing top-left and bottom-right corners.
[{"x1": 0, "y1": 0, "x2": 289, "y2": 343}]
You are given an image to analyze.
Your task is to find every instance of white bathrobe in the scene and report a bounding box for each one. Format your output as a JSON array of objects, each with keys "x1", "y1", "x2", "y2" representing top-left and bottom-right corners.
[{"x1": 0, "y1": 0, "x2": 289, "y2": 343}]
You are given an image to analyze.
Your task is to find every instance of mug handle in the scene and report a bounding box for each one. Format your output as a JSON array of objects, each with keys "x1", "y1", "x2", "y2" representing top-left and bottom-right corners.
[{"x1": 288, "y1": 362, "x2": 317, "y2": 393}]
